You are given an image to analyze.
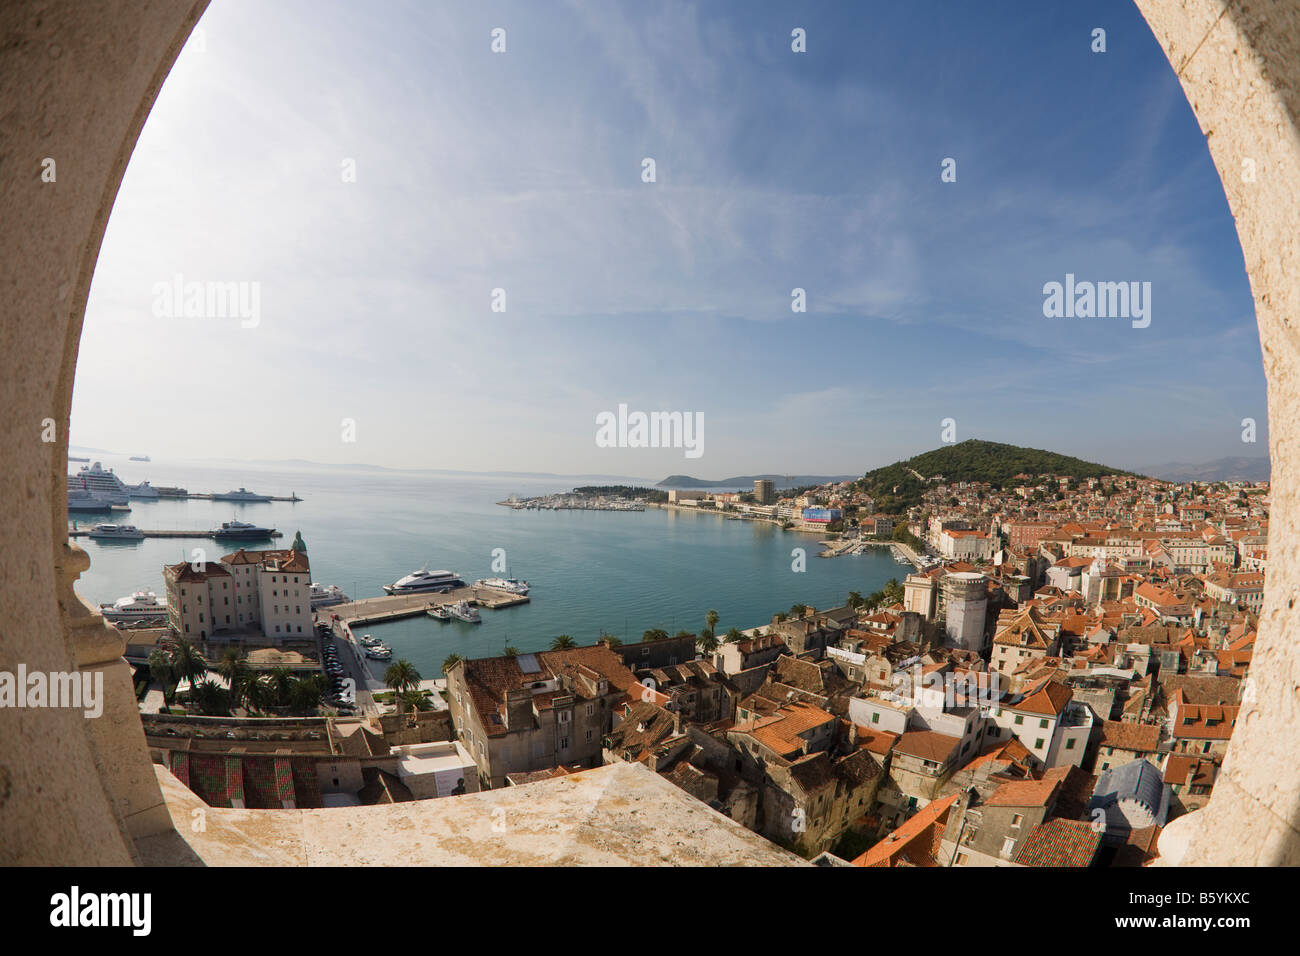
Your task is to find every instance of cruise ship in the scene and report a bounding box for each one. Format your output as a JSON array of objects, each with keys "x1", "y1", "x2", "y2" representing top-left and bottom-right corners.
[
  {"x1": 309, "y1": 583, "x2": 350, "y2": 609},
  {"x1": 88, "y1": 523, "x2": 145, "y2": 541},
  {"x1": 68, "y1": 461, "x2": 131, "y2": 505},
  {"x1": 474, "y1": 576, "x2": 530, "y2": 596},
  {"x1": 382, "y1": 565, "x2": 465, "y2": 595},
  {"x1": 99, "y1": 590, "x2": 168, "y2": 624},
  {"x1": 211, "y1": 487, "x2": 272, "y2": 502},
  {"x1": 211, "y1": 520, "x2": 276, "y2": 540}
]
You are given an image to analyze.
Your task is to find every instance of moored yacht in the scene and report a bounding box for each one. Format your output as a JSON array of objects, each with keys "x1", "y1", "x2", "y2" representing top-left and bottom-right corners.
[
  {"x1": 211, "y1": 519, "x2": 276, "y2": 540},
  {"x1": 474, "y1": 576, "x2": 530, "y2": 596},
  {"x1": 427, "y1": 604, "x2": 453, "y2": 620},
  {"x1": 309, "y1": 583, "x2": 350, "y2": 609},
  {"x1": 364, "y1": 643, "x2": 393, "y2": 660},
  {"x1": 382, "y1": 565, "x2": 465, "y2": 595},
  {"x1": 99, "y1": 590, "x2": 168, "y2": 623},
  {"x1": 448, "y1": 600, "x2": 481, "y2": 624},
  {"x1": 88, "y1": 523, "x2": 145, "y2": 540},
  {"x1": 68, "y1": 488, "x2": 116, "y2": 513},
  {"x1": 211, "y1": 487, "x2": 272, "y2": 502}
]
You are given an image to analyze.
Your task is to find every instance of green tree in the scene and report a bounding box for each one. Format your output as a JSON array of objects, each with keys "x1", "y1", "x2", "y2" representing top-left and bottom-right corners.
[
  {"x1": 503, "y1": 646, "x2": 519, "y2": 656},
  {"x1": 441, "y1": 653, "x2": 464, "y2": 675},
  {"x1": 265, "y1": 666, "x2": 293, "y2": 708},
  {"x1": 697, "y1": 630, "x2": 719, "y2": 656},
  {"x1": 191, "y1": 679, "x2": 230, "y2": 716},
  {"x1": 148, "y1": 648, "x2": 177, "y2": 708},
  {"x1": 169, "y1": 640, "x2": 208, "y2": 705},
  {"x1": 385, "y1": 659, "x2": 422, "y2": 721},
  {"x1": 642, "y1": 628, "x2": 669, "y2": 642},
  {"x1": 550, "y1": 635, "x2": 577, "y2": 650},
  {"x1": 705, "y1": 609, "x2": 720, "y2": 634},
  {"x1": 847, "y1": 591, "x2": 864, "y2": 609}
]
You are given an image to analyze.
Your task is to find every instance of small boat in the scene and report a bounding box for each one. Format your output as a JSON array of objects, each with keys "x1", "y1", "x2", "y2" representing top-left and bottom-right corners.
[
  {"x1": 88, "y1": 523, "x2": 145, "y2": 541},
  {"x1": 427, "y1": 604, "x2": 453, "y2": 620},
  {"x1": 448, "y1": 600, "x2": 481, "y2": 624},
  {"x1": 365, "y1": 644, "x2": 393, "y2": 661},
  {"x1": 211, "y1": 487, "x2": 272, "y2": 502},
  {"x1": 359, "y1": 634, "x2": 380, "y2": 647}
]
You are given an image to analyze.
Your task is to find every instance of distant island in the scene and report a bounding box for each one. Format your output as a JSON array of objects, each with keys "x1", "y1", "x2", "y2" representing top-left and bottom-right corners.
[
  {"x1": 658, "y1": 473, "x2": 857, "y2": 489},
  {"x1": 1138, "y1": 455, "x2": 1269, "y2": 483},
  {"x1": 856, "y1": 439, "x2": 1138, "y2": 514}
]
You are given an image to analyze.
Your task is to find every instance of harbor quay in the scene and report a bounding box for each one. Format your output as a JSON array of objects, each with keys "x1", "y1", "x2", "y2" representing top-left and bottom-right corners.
[
  {"x1": 68, "y1": 527, "x2": 284, "y2": 539},
  {"x1": 326, "y1": 586, "x2": 529, "y2": 627}
]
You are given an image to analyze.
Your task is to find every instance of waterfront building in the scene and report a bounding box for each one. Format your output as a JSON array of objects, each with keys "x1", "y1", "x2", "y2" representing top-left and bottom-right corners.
[
  {"x1": 163, "y1": 547, "x2": 312, "y2": 643},
  {"x1": 754, "y1": 479, "x2": 774, "y2": 504}
]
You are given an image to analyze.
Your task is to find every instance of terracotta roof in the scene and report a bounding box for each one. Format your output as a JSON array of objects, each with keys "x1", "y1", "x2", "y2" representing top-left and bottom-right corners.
[
  {"x1": 893, "y1": 730, "x2": 962, "y2": 764},
  {"x1": 852, "y1": 794, "x2": 959, "y2": 868},
  {"x1": 1012, "y1": 818, "x2": 1101, "y2": 867},
  {"x1": 1099, "y1": 720, "x2": 1160, "y2": 753},
  {"x1": 986, "y1": 777, "x2": 1059, "y2": 808}
]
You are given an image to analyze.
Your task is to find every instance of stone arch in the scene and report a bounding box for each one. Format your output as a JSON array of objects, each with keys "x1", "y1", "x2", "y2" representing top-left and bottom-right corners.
[{"x1": 0, "y1": 0, "x2": 1297, "y2": 864}]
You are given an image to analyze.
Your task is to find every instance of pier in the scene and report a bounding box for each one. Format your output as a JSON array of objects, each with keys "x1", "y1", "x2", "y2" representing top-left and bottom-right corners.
[
  {"x1": 68, "y1": 528, "x2": 283, "y2": 540},
  {"x1": 327, "y1": 586, "x2": 529, "y2": 627}
]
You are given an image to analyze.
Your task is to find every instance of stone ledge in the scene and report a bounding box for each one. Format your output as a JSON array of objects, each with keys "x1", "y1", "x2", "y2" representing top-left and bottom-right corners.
[{"x1": 135, "y1": 763, "x2": 807, "y2": 867}]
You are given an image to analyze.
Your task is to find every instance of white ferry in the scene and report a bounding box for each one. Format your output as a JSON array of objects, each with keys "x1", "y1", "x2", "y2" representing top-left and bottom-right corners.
[
  {"x1": 382, "y1": 565, "x2": 465, "y2": 595},
  {"x1": 309, "y1": 583, "x2": 350, "y2": 609},
  {"x1": 88, "y1": 523, "x2": 145, "y2": 541},
  {"x1": 99, "y1": 590, "x2": 168, "y2": 623},
  {"x1": 474, "y1": 576, "x2": 530, "y2": 596}
]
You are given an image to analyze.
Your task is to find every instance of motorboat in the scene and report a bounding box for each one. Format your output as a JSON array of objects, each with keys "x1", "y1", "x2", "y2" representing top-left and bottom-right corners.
[
  {"x1": 474, "y1": 576, "x2": 530, "y2": 595},
  {"x1": 211, "y1": 520, "x2": 276, "y2": 540},
  {"x1": 88, "y1": 523, "x2": 145, "y2": 540},
  {"x1": 382, "y1": 564, "x2": 465, "y2": 595},
  {"x1": 427, "y1": 604, "x2": 453, "y2": 620},
  {"x1": 448, "y1": 600, "x2": 481, "y2": 624},
  {"x1": 99, "y1": 590, "x2": 168, "y2": 623}
]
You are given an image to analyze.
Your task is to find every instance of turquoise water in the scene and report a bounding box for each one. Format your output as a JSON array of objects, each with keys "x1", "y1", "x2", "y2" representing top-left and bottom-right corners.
[{"x1": 72, "y1": 456, "x2": 905, "y2": 678}]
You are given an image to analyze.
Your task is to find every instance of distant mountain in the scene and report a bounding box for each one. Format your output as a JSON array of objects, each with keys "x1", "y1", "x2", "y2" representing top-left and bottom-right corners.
[
  {"x1": 858, "y1": 439, "x2": 1137, "y2": 514},
  {"x1": 658, "y1": 473, "x2": 857, "y2": 489},
  {"x1": 1139, "y1": 456, "x2": 1270, "y2": 483}
]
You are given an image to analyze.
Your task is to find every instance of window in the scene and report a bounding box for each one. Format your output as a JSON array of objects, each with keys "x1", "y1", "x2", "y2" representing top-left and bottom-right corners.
[
  {"x1": 871, "y1": 713, "x2": 879, "y2": 724},
  {"x1": 1039, "y1": 718, "x2": 1048, "y2": 729},
  {"x1": 1066, "y1": 738, "x2": 1076, "y2": 749},
  {"x1": 1011, "y1": 813, "x2": 1023, "y2": 828},
  {"x1": 1034, "y1": 738, "x2": 1044, "y2": 749},
  {"x1": 1001, "y1": 837, "x2": 1016, "y2": 858},
  {"x1": 559, "y1": 737, "x2": 569, "y2": 750},
  {"x1": 586, "y1": 704, "x2": 594, "y2": 716},
  {"x1": 1014, "y1": 715, "x2": 1024, "y2": 725}
]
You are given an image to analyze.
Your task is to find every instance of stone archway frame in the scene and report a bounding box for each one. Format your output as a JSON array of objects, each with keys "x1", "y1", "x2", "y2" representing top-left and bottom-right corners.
[{"x1": 0, "y1": 0, "x2": 1297, "y2": 864}]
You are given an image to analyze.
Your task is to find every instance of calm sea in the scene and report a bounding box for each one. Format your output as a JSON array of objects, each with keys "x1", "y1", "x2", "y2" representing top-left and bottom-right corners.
[{"x1": 72, "y1": 456, "x2": 904, "y2": 678}]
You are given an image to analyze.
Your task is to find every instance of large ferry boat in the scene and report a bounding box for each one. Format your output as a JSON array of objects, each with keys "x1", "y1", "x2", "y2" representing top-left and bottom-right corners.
[
  {"x1": 309, "y1": 583, "x2": 350, "y2": 609},
  {"x1": 99, "y1": 590, "x2": 168, "y2": 624},
  {"x1": 474, "y1": 576, "x2": 530, "y2": 596},
  {"x1": 68, "y1": 488, "x2": 117, "y2": 513},
  {"x1": 382, "y1": 565, "x2": 465, "y2": 595},
  {"x1": 211, "y1": 487, "x2": 272, "y2": 502},
  {"x1": 211, "y1": 519, "x2": 276, "y2": 540},
  {"x1": 68, "y1": 461, "x2": 131, "y2": 505},
  {"x1": 127, "y1": 480, "x2": 159, "y2": 499},
  {"x1": 88, "y1": 523, "x2": 145, "y2": 540},
  {"x1": 129, "y1": 455, "x2": 151, "y2": 462}
]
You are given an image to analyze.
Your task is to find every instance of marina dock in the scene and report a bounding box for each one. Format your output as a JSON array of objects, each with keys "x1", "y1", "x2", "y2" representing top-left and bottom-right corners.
[
  {"x1": 68, "y1": 528, "x2": 283, "y2": 539},
  {"x1": 328, "y1": 586, "x2": 529, "y2": 627}
]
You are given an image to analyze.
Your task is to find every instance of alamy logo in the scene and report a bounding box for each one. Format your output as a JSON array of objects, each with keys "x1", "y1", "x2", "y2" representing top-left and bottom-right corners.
[
  {"x1": 595, "y1": 404, "x2": 704, "y2": 459},
  {"x1": 1042, "y1": 273, "x2": 1150, "y2": 328},
  {"x1": 151, "y1": 273, "x2": 261, "y2": 328},
  {"x1": 0, "y1": 666, "x2": 103, "y2": 718},
  {"x1": 50, "y1": 886, "x2": 151, "y2": 936}
]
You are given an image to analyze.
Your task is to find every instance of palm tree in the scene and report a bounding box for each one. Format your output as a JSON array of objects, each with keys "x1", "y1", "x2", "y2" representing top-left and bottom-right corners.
[
  {"x1": 724, "y1": 627, "x2": 742, "y2": 643},
  {"x1": 385, "y1": 659, "x2": 422, "y2": 721},
  {"x1": 169, "y1": 639, "x2": 208, "y2": 705},
  {"x1": 216, "y1": 649, "x2": 250, "y2": 707},
  {"x1": 441, "y1": 653, "x2": 464, "y2": 676},
  {"x1": 503, "y1": 646, "x2": 520, "y2": 656},
  {"x1": 265, "y1": 666, "x2": 293, "y2": 709},
  {"x1": 848, "y1": 591, "x2": 864, "y2": 609},
  {"x1": 192, "y1": 679, "x2": 230, "y2": 716},
  {"x1": 148, "y1": 649, "x2": 176, "y2": 708},
  {"x1": 550, "y1": 634, "x2": 577, "y2": 650},
  {"x1": 240, "y1": 673, "x2": 269, "y2": 714},
  {"x1": 705, "y1": 609, "x2": 719, "y2": 634},
  {"x1": 642, "y1": 628, "x2": 668, "y2": 642},
  {"x1": 697, "y1": 630, "x2": 719, "y2": 656},
  {"x1": 288, "y1": 676, "x2": 323, "y2": 715}
]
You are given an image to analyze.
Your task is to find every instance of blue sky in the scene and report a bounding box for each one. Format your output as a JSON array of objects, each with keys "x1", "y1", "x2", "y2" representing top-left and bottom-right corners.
[{"x1": 73, "y1": 0, "x2": 1265, "y2": 478}]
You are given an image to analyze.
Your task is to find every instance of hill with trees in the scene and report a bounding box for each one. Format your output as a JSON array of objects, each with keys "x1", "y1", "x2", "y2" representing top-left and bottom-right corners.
[{"x1": 857, "y1": 440, "x2": 1138, "y2": 514}]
